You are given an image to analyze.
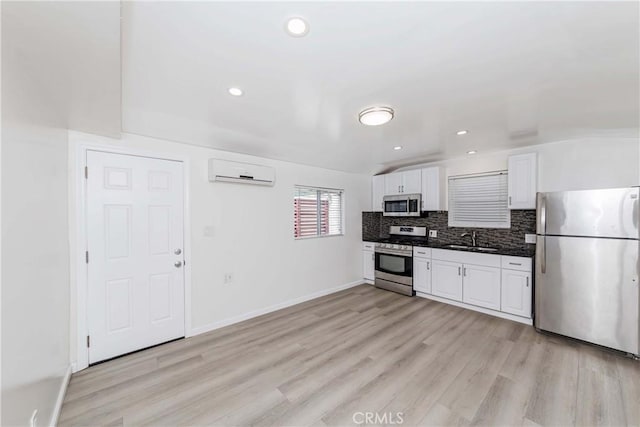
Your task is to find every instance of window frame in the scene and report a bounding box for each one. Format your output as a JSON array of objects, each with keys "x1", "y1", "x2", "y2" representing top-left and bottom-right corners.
[
  {"x1": 448, "y1": 171, "x2": 511, "y2": 229},
  {"x1": 293, "y1": 185, "x2": 345, "y2": 240}
]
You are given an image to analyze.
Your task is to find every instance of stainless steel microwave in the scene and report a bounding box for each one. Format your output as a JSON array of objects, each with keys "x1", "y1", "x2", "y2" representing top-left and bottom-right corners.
[{"x1": 383, "y1": 194, "x2": 421, "y2": 217}]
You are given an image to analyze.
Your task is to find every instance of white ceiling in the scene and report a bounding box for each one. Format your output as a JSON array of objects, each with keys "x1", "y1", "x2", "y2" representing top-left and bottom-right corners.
[
  {"x1": 122, "y1": 1, "x2": 639, "y2": 173},
  {"x1": 2, "y1": 1, "x2": 121, "y2": 137}
]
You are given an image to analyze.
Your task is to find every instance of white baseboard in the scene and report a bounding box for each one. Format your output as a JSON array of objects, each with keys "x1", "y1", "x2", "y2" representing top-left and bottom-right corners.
[
  {"x1": 416, "y1": 292, "x2": 533, "y2": 325},
  {"x1": 188, "y1": 280, "x2": 364, "y2": 337},
  {"x1": 49, "y1": 365, "x2": 72, "y2": 427}
]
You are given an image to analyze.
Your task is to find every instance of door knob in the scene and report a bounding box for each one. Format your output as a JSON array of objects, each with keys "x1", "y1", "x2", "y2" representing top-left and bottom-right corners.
[
  {"x1": 174, "y1": 261, "x2": 183, "y2": 268},
  {"x1": 174, "y1": 248, "x2": 182, "y2": 255}
]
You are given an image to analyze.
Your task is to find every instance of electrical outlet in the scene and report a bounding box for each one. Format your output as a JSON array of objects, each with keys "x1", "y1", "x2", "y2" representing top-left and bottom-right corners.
[
  {"x1": 429, "y1": 230, "x2": 438, "y2": 238},
  {"x1": 30, "y1": 410, "x2": 38, "y2": 427},
  {"x1": 525, "y1": 234, "x2": 536, "y2": 244},
  {"x1": 224, "y1": 273, "x2": 233, "y2": 284}
]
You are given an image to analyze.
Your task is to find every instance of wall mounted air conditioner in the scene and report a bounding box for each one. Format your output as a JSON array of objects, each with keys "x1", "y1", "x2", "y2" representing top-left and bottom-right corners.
[{"x1": 208, "y1": 159, "x2": 275, "y2": 186}]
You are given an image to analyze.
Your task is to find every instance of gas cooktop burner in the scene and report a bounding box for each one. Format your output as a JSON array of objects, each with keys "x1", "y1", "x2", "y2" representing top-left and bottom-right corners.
[{"x1": 376, "y1": 237, "x2": 428, "y2": 246}]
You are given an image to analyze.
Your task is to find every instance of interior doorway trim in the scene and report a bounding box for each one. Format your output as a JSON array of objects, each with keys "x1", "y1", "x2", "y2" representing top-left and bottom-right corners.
[{"x1": 73, "y1": 140, "x2": 192, "y2": 372}]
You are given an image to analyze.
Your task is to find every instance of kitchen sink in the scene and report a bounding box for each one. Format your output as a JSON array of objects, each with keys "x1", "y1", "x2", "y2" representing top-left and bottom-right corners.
[
  {"x1": 474, "y1": 247, "x2": 498, "y2": 252},
  {"x1": 446, "y1": 244, "x2": 471, "y2": 249},
  {"x1": 445, "y1": 244, "x2": 498, "y2": 252}
]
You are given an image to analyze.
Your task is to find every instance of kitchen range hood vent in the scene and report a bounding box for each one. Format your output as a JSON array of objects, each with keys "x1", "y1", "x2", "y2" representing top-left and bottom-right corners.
[{"x1": 208, "y1": 159, "x2": 275, "y2": 186}]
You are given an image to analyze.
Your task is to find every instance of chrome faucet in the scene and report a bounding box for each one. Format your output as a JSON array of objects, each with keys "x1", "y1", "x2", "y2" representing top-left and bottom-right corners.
[{"x1": 461, "y1": 231, "x2": 478, "y2": 247}]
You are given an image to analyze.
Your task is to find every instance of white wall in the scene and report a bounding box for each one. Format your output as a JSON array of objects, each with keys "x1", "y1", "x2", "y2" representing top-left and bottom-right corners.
[
  {"x1": 68, "y1": 131, "x2": 370, "y2": 366},
  {"x1": 1, "y1": 19, "x2": 71, "y2": 427},
  {"x1": 397, "y1": 137, "x2": 640, "y2": 209},
  {"x1": 1, "y1": 2, "x2": 121, "y2": 424}
]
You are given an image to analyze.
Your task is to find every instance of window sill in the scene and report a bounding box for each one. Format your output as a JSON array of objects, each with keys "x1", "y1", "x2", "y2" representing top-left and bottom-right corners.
[{"x1": 294, "y1": 233, "x2": 345, "y2": 240}]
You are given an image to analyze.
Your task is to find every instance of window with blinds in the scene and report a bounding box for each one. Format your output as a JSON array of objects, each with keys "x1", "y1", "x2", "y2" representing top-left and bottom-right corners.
[
  {"x1": 294, "y1": 186, "x2": 344, "y2": 238},
  {"x1": 448, "y1": 172, "x2": 510, "y2": 228}
]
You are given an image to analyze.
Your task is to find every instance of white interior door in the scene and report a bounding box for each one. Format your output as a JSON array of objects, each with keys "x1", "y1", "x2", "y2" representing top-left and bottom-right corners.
[{"x1": 86, "y1": 150, "x2": 185, "y2": 364}]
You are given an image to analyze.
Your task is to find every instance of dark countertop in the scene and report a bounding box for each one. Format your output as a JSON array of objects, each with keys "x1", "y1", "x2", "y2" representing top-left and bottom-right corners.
[{"x1": 364, "y1": 237, "x2": 535, "y2": 258}]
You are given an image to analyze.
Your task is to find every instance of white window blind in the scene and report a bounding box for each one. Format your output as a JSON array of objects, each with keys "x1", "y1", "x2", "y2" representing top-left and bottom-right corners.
[
  {"x1": 448, "y1": 172, "x2": 510, "y2": 228},
  {"x1": 294, "y1": 186, "x2": 344, "y2": 238}
]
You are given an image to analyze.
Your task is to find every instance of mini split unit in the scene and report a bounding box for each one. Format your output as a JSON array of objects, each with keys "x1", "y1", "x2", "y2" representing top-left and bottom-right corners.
[{"x1": 208, "y1": 159, "x2": 276, "y2": 186}]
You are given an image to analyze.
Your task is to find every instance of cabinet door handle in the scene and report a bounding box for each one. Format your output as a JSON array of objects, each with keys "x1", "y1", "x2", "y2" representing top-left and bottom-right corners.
[
  {"x1": 509, "y1": 262, "x2": 522, "y2": 266},
  {"x1": 509, "y1": 196, "x2": 512, "y2": 206},
  {"x1": 458, "y1": 267, "x2": 461, "y2": 276},
  {"x1": 427, "y1": 262, "x2": 430, "y2": 270},
  {"x1": 526, "y1": 276, "x2": 529, "y2": 287},
  {"x1": 463, "y1": 267, "x2": 467, "y2": 277}
]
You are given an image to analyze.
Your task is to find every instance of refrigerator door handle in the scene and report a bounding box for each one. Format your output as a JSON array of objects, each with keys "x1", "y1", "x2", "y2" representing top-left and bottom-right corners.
[
  {"x1": 541, "y1": 236, "x2": 546, "y2": 274},
  {"x1": 540, "y1": 194, "x2": 547, "y2": 235}
]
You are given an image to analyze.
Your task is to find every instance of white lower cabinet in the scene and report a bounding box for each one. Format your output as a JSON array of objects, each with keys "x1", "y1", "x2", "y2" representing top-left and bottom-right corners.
[
  {"x1": 501, "y1": 269, "x2": 532, "y2": 317},
  {"x1": 431, "y1": 260, "x2": 463, "y2": 301},
  {"x1": 413, "y1": 258, "x2": 432, "y2": 294},
  {"x1": 462, "y1": 265, "x2": 501, "y2": 310},
  {"x1": 363, "y1": 242, "x2": 375, "y2": 281},
  {"x1": 363, "y1": 251, "x2": 374, "y2": 281},
  {"x1": 426, "y1": 249, "x2": 532, "y2": 323}
]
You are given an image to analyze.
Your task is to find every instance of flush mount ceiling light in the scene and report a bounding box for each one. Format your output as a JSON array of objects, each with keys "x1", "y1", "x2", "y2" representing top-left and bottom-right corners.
[
  {"x1": 467, "y1": 150, "x2": 477, "y2": 155},
  {"x1": 359, "y1": 106, "x2": 394, "y2": 126},
  {"x1": 456, "y1": 130, "x2": 468, "y2": 135},
  {"x1": 285, "y1": 17, "x2": 309, "y2": 37},
  {"x1": 393, "y1": 146, "x2": 403, "y2": 150},
  {"x1": 228, "y1": 87, "x2": 243, "y2": 96}
]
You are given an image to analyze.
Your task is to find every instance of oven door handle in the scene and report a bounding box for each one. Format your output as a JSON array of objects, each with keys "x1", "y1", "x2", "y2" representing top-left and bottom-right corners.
[{"x1": 375, "y1": 250, "x2": 412, "y2": 257}]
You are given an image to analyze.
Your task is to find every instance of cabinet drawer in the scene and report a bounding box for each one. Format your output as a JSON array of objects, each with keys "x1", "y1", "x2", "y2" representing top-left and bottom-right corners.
[
  {"x1": 413, "y1": 247, "x2": 431, "y2": 258},
  {"x1": 432, "y1": 248, "x2": 501, "y2": 268},
  {"x1": 501, "y1": 256, "x2": 532, "y2": 272},
  {"x1": 363, "y1": 242, "x2": 376, "y2": 251}
]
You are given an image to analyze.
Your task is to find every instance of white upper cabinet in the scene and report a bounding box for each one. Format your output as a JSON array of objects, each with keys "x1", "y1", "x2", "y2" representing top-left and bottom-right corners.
[
  {"x1": 384, "y1": 172, "x2": 404, "y2": 196},
  {"x1": 402, "y1": 169, "x2": 422, "y2": 194},
  {"x1": 384, "y1": 170, "x2": 421, "y2": 195},
  {"x1": 421, "y1": 166, "x2": 445, "y2": 211},
  {"x1": 372, "y1": 175, "x2": 385, "y2": 211},
  {"x1": 508, "y1": 153, "x2": 537, "y2": 209},
  {"x1": 372, "y1": 167, "x2": 444, "y2": 209}
]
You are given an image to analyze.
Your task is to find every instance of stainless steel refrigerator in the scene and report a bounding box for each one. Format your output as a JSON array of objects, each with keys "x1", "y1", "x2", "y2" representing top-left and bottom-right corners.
[{"x1": 535, "y1": 187, "x2": 639, "y2": 356}]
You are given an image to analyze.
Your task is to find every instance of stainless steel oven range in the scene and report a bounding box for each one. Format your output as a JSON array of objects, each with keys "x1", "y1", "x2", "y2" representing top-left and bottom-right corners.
[{"x1": 374, "y1": 226, "x2": 427, "y2": 296}]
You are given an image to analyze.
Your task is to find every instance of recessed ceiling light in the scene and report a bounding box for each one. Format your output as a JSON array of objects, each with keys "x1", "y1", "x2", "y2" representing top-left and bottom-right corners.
[
  {"x1": 467, "y1": 150, "x2": 477, "y2": 155},
  {"x1": 359, "y1": 106, "x2": 394, "y2": 126},
  {"x1": 394, "y1": 146, "x2": 402, "y2": 150},
  {"x1": 228, "y1": 87, "x2": 243, "y2": 96},
  {"x1": 285, "y1": 17, "x2": 309, "y2": 37},
  {"x1": 457, "y1": 130, "x2": 468, "y2": 135}
]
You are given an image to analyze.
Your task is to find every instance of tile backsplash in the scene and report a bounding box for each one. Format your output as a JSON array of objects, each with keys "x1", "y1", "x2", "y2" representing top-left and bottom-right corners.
[{"x1": 363, "y1": 210, "x2": 536, "y2": 251}]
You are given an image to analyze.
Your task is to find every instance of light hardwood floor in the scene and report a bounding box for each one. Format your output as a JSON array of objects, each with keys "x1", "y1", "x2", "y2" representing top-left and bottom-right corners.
[{"x1": 60, "y1": 285, "x2": 640, "y2": 426}]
